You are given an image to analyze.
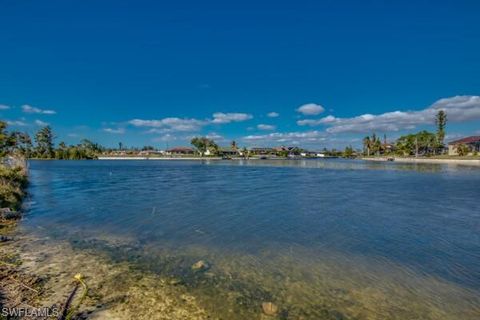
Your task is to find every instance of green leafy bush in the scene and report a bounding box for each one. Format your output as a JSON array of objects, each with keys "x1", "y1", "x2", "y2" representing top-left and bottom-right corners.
[{"x1": 0, "y1": 165, "x2": 27, "y2": 211}]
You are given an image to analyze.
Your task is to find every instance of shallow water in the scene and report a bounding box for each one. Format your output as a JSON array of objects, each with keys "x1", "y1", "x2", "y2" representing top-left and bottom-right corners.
[{"x1": 21, "y1": 159, "x2": 480, "y2": 319}]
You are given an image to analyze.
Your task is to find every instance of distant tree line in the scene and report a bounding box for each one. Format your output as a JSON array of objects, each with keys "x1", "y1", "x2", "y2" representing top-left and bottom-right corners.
[
  {"x1": 362, "y1": 110, "x2": 449, "y2": 157},
  {"x1": 4, "y1": 110, "x2": 454, "y2": 161},
  {"x1": 189, "y1": 136, "x2": 349, "y2": 158},
  {"x1": 0, "y1": 120, "x2": 104, "y2": 159}
]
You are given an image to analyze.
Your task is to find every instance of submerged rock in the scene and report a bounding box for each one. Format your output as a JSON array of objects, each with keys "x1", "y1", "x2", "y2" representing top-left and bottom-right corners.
[
  {"x1": 191, "y1": 260, "x2": 210, "y2": 271},
  {"x1": 169, "y1": 278, "x2": 183, "y2": 285},
  {"x1": 262, "y1": 302, "x2": 278, "y2": 316}
]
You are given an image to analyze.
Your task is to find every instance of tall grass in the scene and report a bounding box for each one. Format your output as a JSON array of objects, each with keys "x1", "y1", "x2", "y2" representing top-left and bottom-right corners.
[{"x1": 0, "y1": 157, "x2": 28, "y2": 211}]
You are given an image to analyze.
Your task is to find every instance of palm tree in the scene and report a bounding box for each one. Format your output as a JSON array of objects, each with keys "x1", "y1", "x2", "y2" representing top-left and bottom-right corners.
[
  {"x1": 373, "y1": 138, "x2": 382, "y2": 155},
  {"x1": 363, "y1": 136, "x2": 371, "y2": 156},
  {"x1": 435, "y1": 110, "x2": 447, "y2": 147},
  {"x1": 242, "y1": 147, "x2": 249, "y2": 158},
  {"x1": 211, "y1": 143, "x2": 219, "y2": 156}
]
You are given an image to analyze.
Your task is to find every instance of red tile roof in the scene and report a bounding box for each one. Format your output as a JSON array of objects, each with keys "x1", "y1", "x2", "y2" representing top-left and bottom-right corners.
[{"x1": 448, "y1": 136, "x2": 480, "y2": 145}]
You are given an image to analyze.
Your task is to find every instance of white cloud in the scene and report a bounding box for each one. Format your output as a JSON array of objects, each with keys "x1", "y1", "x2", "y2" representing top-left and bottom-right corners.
[
  {"x1": 22, "y1": 104, "x2": 56, "y2": 114},
  {"x1": 267, "y1": 112, "x2": 279, "y2": 118},
  {"x1": 429, "y1": 95, "x2": 480, "y2": 121},
  {"x1": 297, "y1": 115, "x2": 336, "y2": 126},
  {"x1": 103, "y1": 127, "x2": 125, "y2": 134},
  {"x1": 211, "y1": 112, "x2": 253, "y2": 124},
  {"x1": 6, "y1": 120, "x2": 27, "y2": 126},
  {"x1": 206, "y1": 132, "x2": 225, "y2": 141},
  {"x1": 129, "y1": 118, "x2": 206, "y2": 132},
  {"x1": 129, "y1": 113, "x2": 252, "y2": 133},
  {"x1": 152, "y1": 134, "x2": 177, "y2": 142},
  {"x1": 243, "y1": 130, "x2": 326, "y2": 144},
  {"x1": 257, "y1": 124, "x2": 276, "y2": 131},
  {"x1": 34, "y1": 119, "x2": 49, "y2": 126},
  {"x1": 296, "y1": 103, "x2": 325, "y2": 116},
  {"x1": 144, "y1": 128, "x2": 165, "y2": 134},
  {"x1": 0, "y1": 104, "x2": 10, "y2": 110},
  {"x1": 298, "y1": 95, "x2": 480, "y2": 134}
]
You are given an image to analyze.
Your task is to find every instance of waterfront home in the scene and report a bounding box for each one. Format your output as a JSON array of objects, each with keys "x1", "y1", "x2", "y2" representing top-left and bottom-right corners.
[
  {"x1": 138, "y1": 150, "x2": 164, "y2": 156},
  {"x1": 448, "y1": 136, "x2": 480, "y2": 155},
  {"x1": 274, "y1": 146, "x2": 296, "y2": 152},
  {"x1": 383, "y1": 143, "x2": 395, "y2": 154},
  {"x1": 165, "y1": 147, "x2": 195, "y2": 155},
  {"x1": 218, "y1": 147, "x2": 238, "y2": 157},
  {"x1": 300, "y1": 151, "x2": 319, "y2": 157},
  {"x1": 103, "y1": 150, "x2": 128, "y2": 156},
  {"x1": 250, "y1": 147, "x2": 275, "y2": 155}
]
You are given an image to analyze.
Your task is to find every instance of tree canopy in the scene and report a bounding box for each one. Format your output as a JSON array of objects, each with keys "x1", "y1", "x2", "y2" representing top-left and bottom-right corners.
[
  {"x1": 435, "y1": 110, "x2": 447, "y2": 147},
  {"x1": 0, "y1": 120, "x2": 104, "y2": 160},
  {"x1": 395, "y1": 130, "x2": 437, "y2": 156},
  {"x1": 190, "y1": 137, "x2": 217, "y2": 156}
]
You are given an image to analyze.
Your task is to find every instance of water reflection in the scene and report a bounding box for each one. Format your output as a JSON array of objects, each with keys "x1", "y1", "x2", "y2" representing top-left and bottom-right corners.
[{"x1": 206, "y1": 158, "x2": 477, "y2": 173}]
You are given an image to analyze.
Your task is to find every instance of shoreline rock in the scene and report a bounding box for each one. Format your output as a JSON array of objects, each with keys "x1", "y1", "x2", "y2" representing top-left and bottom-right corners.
[
  {"x1": 262, "y1": 302, "x2": 279, "y2": 316},
  {"x1": 191, "y1": 260, "x2": 210, "y2": 271}
]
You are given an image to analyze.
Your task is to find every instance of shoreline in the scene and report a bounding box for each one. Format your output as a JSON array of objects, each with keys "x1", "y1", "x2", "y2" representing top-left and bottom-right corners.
[
  {"x1": 27, "y1": 156, "x2": 480, "y2": 167},
  {"x1": 97, "y1": 156, "x2": 289, "y2": 161},
  {"x1": 362, "y1": 157, "x2": 480, "y2": 166},
  {"x1": 97, "y1": 156, "x2": 223, "y2": 160},
  {"x1": 96, "y1": 156, "x2": 337, "y2": 161},
  {"x1": 0, "y1": 157, "x2": 42, "y2": 318}
]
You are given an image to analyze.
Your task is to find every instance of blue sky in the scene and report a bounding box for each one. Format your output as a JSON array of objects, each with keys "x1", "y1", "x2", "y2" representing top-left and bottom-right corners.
[{"x1": 1, "y1": 0, "x2": 479, "y2": 149}]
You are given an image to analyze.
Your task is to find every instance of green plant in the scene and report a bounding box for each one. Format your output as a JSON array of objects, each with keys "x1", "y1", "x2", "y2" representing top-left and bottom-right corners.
[
  {"x1": 456, "y1": 144, "x2": 470, "y2": 156},
  {"x1": 435, "y1": 110, "x2": 447, "y2": 148},
  {"x1": 191, "y1": 137, "x2": 217, "y2": 156},
  {"x1": 0, "y1": 165, "x2": 28, "y2": 210}
]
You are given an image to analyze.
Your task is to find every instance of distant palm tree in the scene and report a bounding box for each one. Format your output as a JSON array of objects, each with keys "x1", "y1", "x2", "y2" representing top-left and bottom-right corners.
[
  {"x1": 435, "y1": 110, "x2": 447, "y2": 147},
  {"x1": 212, "y1": 143, "x2": 219, "y2": 156},
  {"x1": 363, "y1": 136, "x2": 371, "y2": 156},
  {"x1": 242, "y1": 147, "x2": 248, "y2": 158},
  {"x1": 373, "y1": 138, "x2": 382, "y2": 155}
]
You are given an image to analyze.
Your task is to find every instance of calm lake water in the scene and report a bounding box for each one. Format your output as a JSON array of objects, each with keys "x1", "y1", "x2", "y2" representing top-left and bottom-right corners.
[{"x1": 22, "y1": 159, "x2": 480, "y2": 319}]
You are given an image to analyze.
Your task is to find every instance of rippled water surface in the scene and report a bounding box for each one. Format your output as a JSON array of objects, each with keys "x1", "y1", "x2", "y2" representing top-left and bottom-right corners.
[{"x1": 22, "y1": 160, "x2": 480, "y2": 319}]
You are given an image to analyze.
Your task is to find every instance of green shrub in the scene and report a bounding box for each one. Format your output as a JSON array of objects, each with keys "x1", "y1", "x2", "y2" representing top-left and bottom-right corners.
[
  {"x1": 0, "y1": 165, "x2": 27, "y2": 211},
  {"x1": 456, "y1": 144, "x2": 470, "y2": 156}
]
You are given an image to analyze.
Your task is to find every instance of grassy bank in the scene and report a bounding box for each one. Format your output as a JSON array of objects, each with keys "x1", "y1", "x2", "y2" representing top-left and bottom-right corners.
[
  {"x1": 361, "y1": 156, "x2": 480, "y2": 166},
  {"x1": 0, "y1": 160, "x2": 28, "y2": 213},
  {"x1": 0, "y1": 158, "x2": 37, "y2": 320},
  {"x1": 363, "y1": 155, "x2": 480, "y2": 160}
]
